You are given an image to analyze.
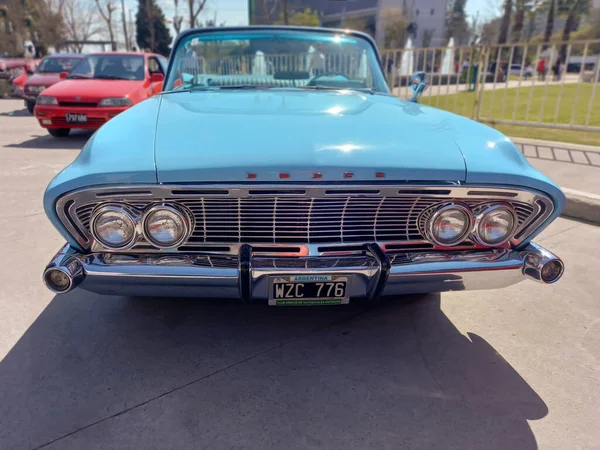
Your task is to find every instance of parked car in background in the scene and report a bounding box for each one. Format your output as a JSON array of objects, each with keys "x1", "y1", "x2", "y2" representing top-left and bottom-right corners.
[
  {"x1": 23, "y1": 53, "x2": 83, "y2": 113},
  {"x1": 4, "y1": 59, "x2": 37, "y2": 97},
  {"x1": 508, "y1": 64, "x2": 534, "y2": 78},
  {"x1": 10, "y1": 70, "x2": 28, "y2": 98},
  {"x1": 34, "y1": 52, "x2": 167, "y2": 137},
  {"x1": 0, "y1": 58, "x2": 37, "y2": 80},
  {"x1": 42, "y1": 27, "x2": 565, "y2": 304}
]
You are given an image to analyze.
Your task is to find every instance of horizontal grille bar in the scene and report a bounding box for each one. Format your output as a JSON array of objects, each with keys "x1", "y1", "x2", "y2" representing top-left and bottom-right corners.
[
  {"x1": 52, "y1": 117, "x2": 106, "y2": 127},
  {"x1": 59, "y1": 102, "x2": 97, "y2": 107}
]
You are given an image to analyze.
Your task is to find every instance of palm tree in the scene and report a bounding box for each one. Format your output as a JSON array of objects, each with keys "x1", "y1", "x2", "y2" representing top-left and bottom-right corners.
[
  {"x1": 543, "y1": 0, "x2": 556, "y2": 46},
  {"x1": 559, "y1": 0, "x2": 590, "y2": 60},
  {"x1": 498, "y1": 0, "x2": 513, "y2": 45}
]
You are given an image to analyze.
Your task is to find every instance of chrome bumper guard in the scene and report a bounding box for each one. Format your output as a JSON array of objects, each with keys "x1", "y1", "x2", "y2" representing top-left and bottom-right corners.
[{"x1": 43, "y1": 243, "x2": 564, "y2": 299}]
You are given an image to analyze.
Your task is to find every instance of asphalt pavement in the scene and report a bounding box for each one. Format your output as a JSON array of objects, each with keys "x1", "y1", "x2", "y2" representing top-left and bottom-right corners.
[{"x1": 0, "y1": 99, "x2": 599, "y2": 450}]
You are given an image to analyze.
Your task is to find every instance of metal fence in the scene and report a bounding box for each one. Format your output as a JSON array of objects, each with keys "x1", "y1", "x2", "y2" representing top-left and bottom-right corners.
[
  {"x1": 178, "y1": 51, "x2": 366, "y2": 78},
  {"x1": 380, "y1": 40, "x2": 600, "y2": 134}
]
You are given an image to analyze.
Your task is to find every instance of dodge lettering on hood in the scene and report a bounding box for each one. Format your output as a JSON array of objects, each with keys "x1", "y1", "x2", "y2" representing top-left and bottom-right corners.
[{"x1": 42, "y1": 26, "x2": 565, "y2": 306}]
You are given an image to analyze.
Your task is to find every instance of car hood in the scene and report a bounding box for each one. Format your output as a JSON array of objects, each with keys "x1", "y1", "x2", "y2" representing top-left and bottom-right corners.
[
  {"x1": 25, "y1": 72, "x2": 60, "y2": 87},
  {"x1": 154, "y1": 90, "x2": 468, "y2": 183},
  {"x1": 43, "y1": 79, "x2": 142, "y2": 101}
]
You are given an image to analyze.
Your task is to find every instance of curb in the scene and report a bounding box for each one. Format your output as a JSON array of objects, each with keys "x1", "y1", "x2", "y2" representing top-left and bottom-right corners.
[
  {"x1": 510, "y1": 137, "x2": 600, "y2": 152},
  {"x1": 510, "y1": 137, "x2": 600, "y2": 226},
  {"x1": 562, "y1": 188, "x2": 600, "y2": 225}
]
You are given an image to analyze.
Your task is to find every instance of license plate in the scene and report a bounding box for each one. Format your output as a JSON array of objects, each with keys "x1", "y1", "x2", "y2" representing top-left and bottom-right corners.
[
  {"x1": 269, "y1": 275, "x2": 350, "y2": 306},
  {"x1": 65, "y1": 113, "x2": 87, "y2": 124}
]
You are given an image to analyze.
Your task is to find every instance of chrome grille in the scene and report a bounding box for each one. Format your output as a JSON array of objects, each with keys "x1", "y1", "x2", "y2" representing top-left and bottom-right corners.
[
  {"x1": 183, "y1": 196, "x2": 440, "y2": 244},
  {"x1": 65, "y1": 185, "x2": 550, "y2": 252}
]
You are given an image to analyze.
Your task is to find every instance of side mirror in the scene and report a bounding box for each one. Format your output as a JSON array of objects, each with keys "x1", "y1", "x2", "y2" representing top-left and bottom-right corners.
[
  {"x1": 150, "y1": 72, "x2": 164, "y2": 83},
  {"x1": 59, "y1": 71, "x2": 68, "y2": 80},
  {"x1": 409, "y1": 71, "x2": 428, "y2": 103}
]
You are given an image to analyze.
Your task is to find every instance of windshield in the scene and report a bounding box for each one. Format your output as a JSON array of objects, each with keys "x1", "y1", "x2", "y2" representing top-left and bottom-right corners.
[
  {"x1": 164, "y1": 29, "x2": 388, "y2": 94},
  {"x1": 37, "y1": 56, "x2": 81, "y2": 73},
  {"x1": 69, "y1": 54, "x2": 145, "y2": 80}
]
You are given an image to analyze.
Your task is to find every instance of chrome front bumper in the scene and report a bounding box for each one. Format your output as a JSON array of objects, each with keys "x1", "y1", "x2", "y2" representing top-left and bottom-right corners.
[{"x1": 43, "y1": 243, "x2": 564, "y2": 300}]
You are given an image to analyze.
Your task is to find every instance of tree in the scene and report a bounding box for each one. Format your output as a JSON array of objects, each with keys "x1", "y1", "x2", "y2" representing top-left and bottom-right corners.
[
  {"x1": 446, "y1": 0, "x2": 469, "y2": 45},
  {"x1": 260, "y1": 0, "x2": 279, "y2": 24},
  {"x1": 381, "y1": 7, "x2": 408, "y2": 49},
  {"x1": 136, "y1": 0, "x2": 172, "y2": 55},
  {"x1": 498, "y1": 0, "x2": 513, "y2": 44},
  {"x1": 173, "y1": 0, "x2": 184, "y2": 34},
  {"x1": 95, "y1": 0, "x2": 116, "y2": 50},
  {"x1": 559, "y1": 0, "x2": 590, "y2": 60},
  {"x1": 479, "y1": 17, "x2": 502, "y2": 45},
  {"x1": 277, "y1": 8, "x2": 318, "y2": 27},
  {"x1": 0, "y1": 0, "x2": 67, "y2": 56},
  {"x1": 422, "y1": 29, "x2": 435, "y2": 48},
  {"x1": 63, "y1": 0, "x2": 102, "y2": 52},
  {"x1": 511, "y1": 0, "x2": 526, "y2": 42},
  {"x1": 543, "y1": 0, "x2": 556, "y2": 45},
  {"x1": 187, "y1": 0, "x2": 208, "y2": 28},
  {"x1": 120, "y1": 0, "x2": 129, "y2": 50}
]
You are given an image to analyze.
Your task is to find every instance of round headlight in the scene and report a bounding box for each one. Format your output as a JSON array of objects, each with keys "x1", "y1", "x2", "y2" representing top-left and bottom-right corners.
[
  {"x1": 429, "y1": 204, "x2": 472, "y2": 246},
  {"x1": 476, "y1": 205, "x2": 517, "y2": 246},
  {"x1": 90, "y1": 206, "x2": 137, "y2": 249},
  {"x1": 143, "y1": 205, "x2": 189, "y2": 248}
]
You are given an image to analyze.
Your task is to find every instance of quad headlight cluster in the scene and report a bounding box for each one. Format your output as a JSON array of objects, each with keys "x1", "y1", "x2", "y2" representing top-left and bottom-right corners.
[
  {"x1": 90, "y1": 203, "x2": 191, "y2": 250},
  {"x1": 426, "y1": 202, "x2": 517, "y2": 247}
]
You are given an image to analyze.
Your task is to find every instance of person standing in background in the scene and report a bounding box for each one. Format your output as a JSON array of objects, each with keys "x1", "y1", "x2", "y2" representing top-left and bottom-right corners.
[
  {"x1": 537, "y1": 58, "x2": 545, "y2": 81},
  {"x1": 552, "y1": 57, "x2": 561, "y2": 81}
]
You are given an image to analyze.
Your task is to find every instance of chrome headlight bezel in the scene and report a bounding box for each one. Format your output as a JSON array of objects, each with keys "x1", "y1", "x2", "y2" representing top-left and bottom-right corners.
[
  {"x1": 90, "y1": 204, "x2": 139, "y2": 250},
  {"x1": 142, "y1": 205, "x2": 190, "y2": 249},
  {"x1": 474, "y1": 203, "x2": 518, "y2": 246},
  {"x1": 428, "y1": 203, "x2": 473, "y2": 247}
]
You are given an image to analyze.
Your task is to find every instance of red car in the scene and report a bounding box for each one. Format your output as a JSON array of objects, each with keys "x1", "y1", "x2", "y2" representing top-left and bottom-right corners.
[
  {"x1": 3, "y1": 59, "x2": 38, "y2": 97},
  {"x1": 0, "y1": 58, "x2": 36, "y2": 80},
  {"x1": 34, "y1": 52, "x2": 167, "y2": 137},
  {"x1": 22, "y1": 53, "x2": 83, "y2": 113}
]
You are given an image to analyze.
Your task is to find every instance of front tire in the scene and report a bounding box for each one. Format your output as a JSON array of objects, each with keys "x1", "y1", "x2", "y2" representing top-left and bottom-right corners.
[
  {"x1": 48, "y1": 128, "x2": 70, "y2": 138},
  {"x1": 25, "y1": 100, "x2": 35, "y2": 114}
]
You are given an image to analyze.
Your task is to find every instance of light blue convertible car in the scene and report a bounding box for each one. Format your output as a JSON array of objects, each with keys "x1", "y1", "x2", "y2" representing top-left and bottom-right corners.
[{"x1": 42, "y1": 27, "x2": 565, "y2": 305}]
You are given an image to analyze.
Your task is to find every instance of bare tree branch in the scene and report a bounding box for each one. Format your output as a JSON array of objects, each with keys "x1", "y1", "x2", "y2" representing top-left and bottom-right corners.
[
  {"x1": 94, "y1": 0, "x2": 117, "y2": 50},
  {"x1": 120, "y1": 0, "x2": 129, "y2": 50},
  {"x1": 63, "y1": 0, "x2": 102, "y2": 52},
  {"x1": 261, "y1": 0, "x2": 279, "y2": 23},
  {"x1": 173, "y1": 0, "x2": 184, "y2": 34},
  {"x1": 188, "y1": 0, "x2": 208, "y2": 28}
]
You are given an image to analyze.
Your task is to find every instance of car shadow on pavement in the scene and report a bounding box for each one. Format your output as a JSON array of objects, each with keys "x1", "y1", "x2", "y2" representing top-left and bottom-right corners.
[
  {"x1": 517, "y1": 141, "x2": 600, "y2": 167},
  {"x1": 0, "y1": 107, "x2": 31, "y2": 117},
  {"x1": 0, "y1": 293, "x2": 547, "y2": 449},
  {"x1": 6, "y1": 130, "x2": 92, "y2": 150}
]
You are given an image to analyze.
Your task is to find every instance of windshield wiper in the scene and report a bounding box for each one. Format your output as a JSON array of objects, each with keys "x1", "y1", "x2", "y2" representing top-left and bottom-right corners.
[{"x1": 68, "y1": 74, "x2": 91, "y2": 79}]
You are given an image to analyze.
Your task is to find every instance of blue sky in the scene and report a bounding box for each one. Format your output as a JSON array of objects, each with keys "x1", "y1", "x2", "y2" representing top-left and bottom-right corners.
[{"x1": 465, "y1": 0, "x2": 502, "y2": 22}]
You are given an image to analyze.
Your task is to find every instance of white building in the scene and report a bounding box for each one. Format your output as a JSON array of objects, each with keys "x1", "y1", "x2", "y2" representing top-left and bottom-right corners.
[{"x1": 318, "y1": 0, "x2": 449, "y2": 49}]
